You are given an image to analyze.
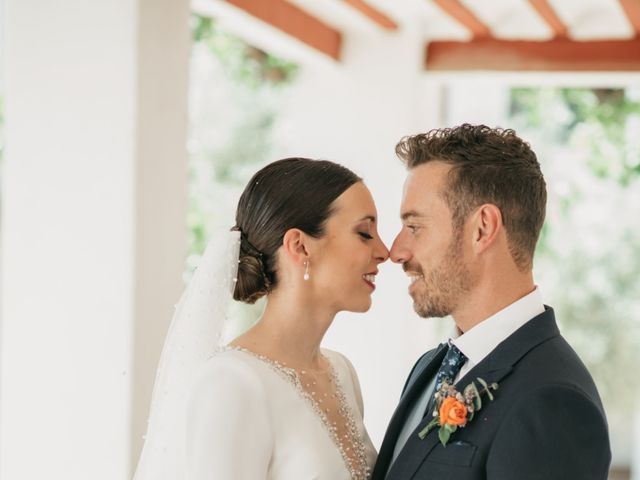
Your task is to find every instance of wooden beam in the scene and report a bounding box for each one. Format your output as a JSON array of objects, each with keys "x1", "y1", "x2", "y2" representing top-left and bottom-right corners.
[
  {"x1": 344, "y1": 0, "x2": 398, "y2": 30},
  {"x1": 225, "y1": 0, "x2": 341, "y2": 60},
  {"x1": 432, "y1": 0, "x2": 491, "y2": 38},
  {"x1": 528, "y1": 0, "x2": 568, "y2": 38},
  {"x1": 426, "y1": 38, "x2": 640, "y2": 71},
  {"x1": 619, "y1": 0, "x2": 640, "y2": 36}
]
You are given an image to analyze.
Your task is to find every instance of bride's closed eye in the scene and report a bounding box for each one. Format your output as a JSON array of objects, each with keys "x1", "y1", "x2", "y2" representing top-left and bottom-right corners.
[{"x1": 358, "y1": 231, "x2": 373, "y2": 240}]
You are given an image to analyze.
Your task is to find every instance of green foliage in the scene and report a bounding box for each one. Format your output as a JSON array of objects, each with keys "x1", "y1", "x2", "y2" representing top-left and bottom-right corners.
[
  {"x1": 510, "y1": 88, "x2": 640, "y2": 184},
  {"x1": 510, "y1": 87, "x2": 640, "y2": 413},
  {"x1": 419, "y1": 417, "x2": 440, "y2": 439},
  {"x1": 438, "y1": 426, "x2": 453, "y2": 446},
  {"x1": 191, "y1": 14, "x2": 298, "y2": 90}
]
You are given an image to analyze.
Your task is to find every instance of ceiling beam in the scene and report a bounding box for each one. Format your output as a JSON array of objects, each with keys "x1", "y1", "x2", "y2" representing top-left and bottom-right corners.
[
  {"x1": 344, "y1": 0, "x2": 398, "y2": 30},
  {"x1": 528, "y1": 0, "x2": 568, "y2": 38},
  {"x1": 225, "y1": 0, "x2": 342, "y2": 60},
  {"x1": 431, "y1": 0, "x2": 491, "y2": 38},
  {"x1": 619, "y1": 0, "x2": 640, "y2": 36},
  {"x1": 426, "y1": 38, "x2": 640, "y2": 71}
]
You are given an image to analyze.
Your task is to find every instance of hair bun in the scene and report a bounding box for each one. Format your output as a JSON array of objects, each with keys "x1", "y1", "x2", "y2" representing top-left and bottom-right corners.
[{"x1": 233, "y1": 253, "x2": 271, "y2": 304}]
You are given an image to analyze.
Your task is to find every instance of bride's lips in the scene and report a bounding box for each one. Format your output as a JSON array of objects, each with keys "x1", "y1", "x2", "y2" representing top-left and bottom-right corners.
[{"x1": 362, "y1": 271, "x2": 378, "y2": 290}]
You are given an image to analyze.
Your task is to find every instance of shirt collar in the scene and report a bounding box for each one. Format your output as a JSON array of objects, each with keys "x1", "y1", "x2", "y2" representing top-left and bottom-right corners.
[{"x1": 449, "y1": 287, "x2": 545, "y2": 366}]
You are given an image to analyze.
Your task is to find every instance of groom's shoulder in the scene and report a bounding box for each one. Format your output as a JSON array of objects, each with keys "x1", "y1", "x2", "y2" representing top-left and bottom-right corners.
[
  {"x1": 492, "y1": 308, "x2": 600, "y2": 395},
  {"x1": 521, "y1": 332, "x2": 591, "y2": 377},
  {"x1": 508, "y1": 331, "x2": 601, "y2": 404}
]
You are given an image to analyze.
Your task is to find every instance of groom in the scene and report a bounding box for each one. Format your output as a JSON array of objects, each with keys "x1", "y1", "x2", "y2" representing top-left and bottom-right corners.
[{"x1": 373, "y1": 124, "x2": 611, "y2": 479}]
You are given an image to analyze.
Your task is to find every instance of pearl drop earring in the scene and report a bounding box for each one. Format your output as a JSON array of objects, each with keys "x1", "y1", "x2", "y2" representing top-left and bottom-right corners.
[{"x1": 303, "y1": 261, "x2": 310, "y2": 281}]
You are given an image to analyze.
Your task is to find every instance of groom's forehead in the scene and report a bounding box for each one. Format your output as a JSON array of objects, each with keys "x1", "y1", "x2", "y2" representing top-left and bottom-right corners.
[
  {"x1": 402, "y1": 172, "x2": 439, "y2": 204},
  {"x1": 400, "y1": 171, "x2": 451, "y2": 220}
]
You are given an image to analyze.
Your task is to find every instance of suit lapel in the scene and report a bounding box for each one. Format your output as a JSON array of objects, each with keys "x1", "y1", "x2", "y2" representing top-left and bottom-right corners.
[
  {"x1": 371, "y1": 343, "x2": 447, "y2": 480},
  {"x1": 386, "y1": 357, "x2": 514, "y2": 479},
  {"x1": 385, "y1": 307, "x2": 561, "y2": 479}
]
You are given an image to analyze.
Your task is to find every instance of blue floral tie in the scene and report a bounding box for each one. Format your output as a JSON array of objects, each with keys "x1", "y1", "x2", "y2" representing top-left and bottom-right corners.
[{"x1": 424, "y1": 342, "x2": 467, "y2": 417}]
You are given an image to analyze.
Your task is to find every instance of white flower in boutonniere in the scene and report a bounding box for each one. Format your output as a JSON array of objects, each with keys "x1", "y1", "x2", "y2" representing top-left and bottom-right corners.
[{"x1": 418, "y1": 377, "x2": 499, "y2": 446}]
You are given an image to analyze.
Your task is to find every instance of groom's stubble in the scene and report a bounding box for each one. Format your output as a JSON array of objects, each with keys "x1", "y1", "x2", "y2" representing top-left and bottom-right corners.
[{"x1": 408, "y1": 226, "x2": 472, "y2": 319}]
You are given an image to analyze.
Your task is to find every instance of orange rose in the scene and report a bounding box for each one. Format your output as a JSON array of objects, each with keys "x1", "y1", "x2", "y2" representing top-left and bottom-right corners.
[{"x1": 438, "y1": 397, "x2": 468, "y2": 427}]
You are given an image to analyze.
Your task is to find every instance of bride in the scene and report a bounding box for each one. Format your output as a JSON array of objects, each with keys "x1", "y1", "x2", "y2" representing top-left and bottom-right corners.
[{"x1": 134, "y1": 157, "x2": 389, "y2": 480}]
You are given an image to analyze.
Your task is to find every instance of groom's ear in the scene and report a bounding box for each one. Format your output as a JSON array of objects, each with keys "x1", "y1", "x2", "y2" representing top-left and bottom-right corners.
[
  {"x1": 282, "y1": 228, "x2": 310, "y2": 263},
  {"x1": 470, "y1": 203, "x2": 503, "y2": 255}
]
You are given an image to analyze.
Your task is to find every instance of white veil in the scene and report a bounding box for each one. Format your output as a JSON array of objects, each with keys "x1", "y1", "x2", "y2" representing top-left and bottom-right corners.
[{"x1": 133, "y1": 228, "x2": 241, "y2": 480}]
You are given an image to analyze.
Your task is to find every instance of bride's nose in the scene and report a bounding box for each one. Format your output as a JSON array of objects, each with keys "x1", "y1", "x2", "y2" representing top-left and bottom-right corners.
[{"x1": 374, "y1": 238, "x2": 390, "y2": 263}]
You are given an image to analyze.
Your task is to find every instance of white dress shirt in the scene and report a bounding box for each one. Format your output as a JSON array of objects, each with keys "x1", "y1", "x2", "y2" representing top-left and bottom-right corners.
[{"x1": 390, "y1": 287, "x2": 545, "y2": 466}]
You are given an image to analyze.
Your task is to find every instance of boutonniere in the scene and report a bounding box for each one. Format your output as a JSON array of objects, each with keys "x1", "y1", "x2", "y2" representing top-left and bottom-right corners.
[{"x1": 418, "y1": 377, "x2": 499, "y2": 446}]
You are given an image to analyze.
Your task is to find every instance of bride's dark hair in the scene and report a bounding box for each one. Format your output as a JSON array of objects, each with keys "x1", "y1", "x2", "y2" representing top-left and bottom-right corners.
[{"x1": 233, "y1": 157, "x2": 361, "y2": 304}]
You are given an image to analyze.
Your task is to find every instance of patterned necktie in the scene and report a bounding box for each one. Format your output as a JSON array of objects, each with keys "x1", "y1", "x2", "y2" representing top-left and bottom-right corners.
[{"x1": 424, "y1": 343, "x2": 467, "y2": 418}]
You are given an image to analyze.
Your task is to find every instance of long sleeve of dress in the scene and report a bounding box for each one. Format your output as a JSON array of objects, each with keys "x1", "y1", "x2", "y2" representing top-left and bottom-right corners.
[
  {"x1": 185, "y1": 355, "x2": 273, "y2": 480},
  {"x1": 338, "y1": 353, "x2": 366, "y2": 418}
]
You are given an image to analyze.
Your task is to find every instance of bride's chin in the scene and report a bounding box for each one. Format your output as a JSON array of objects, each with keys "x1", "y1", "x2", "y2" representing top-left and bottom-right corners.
[{"x1": 352, "y1": 297, "x2": 373, "y2": 313}]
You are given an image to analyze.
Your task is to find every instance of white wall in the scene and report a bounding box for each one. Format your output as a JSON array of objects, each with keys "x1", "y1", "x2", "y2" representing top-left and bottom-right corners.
[{"x1": 0, "y1": 1, "x2": 189, "y2": 478}]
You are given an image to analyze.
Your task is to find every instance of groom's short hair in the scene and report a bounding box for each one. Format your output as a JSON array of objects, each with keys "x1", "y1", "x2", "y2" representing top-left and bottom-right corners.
[{"x1": 395, "y1": 124, "x2": 546, "y2": 272}]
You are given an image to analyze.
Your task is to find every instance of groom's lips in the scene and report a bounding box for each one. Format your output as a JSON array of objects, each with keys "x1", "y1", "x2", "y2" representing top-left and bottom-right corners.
[{"x1": 406, "y1": 271, "x2": 424, "y2": 292}]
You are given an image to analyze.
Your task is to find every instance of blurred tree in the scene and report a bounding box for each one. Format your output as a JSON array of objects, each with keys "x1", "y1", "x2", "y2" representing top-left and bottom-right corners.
[
  {"x1": 510, "y1": 87, "x2": 640, "y2": 414},
  {"x1": 510, "y1": 88, "x2": 640, "y2": 184},
  {"x1": 187, "y1": 14, "x2": 298, "y2": 260}
]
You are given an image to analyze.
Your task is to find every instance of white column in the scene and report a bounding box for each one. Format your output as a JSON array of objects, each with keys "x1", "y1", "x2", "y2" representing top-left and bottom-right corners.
[
  {"x1": 132, "y1": 0, "x2": 191, "y2": 472},
  {"x1": 0, "y1": 1, "x2": 189, "y2": 479}
]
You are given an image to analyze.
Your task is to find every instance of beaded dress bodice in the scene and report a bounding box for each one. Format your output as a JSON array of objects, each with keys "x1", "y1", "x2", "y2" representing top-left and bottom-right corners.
[
  {"x1": 185, "y1": 347, "x2": 377, "y2": 480},
  {"x1": 230, "y1": 346, "x2": 371, "y2": 479}
]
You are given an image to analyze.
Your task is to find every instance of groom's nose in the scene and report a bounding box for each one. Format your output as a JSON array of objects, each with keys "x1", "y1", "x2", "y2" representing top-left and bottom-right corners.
[{"x1": 390, "y1": 233, "x2": 410, "y2": 264}]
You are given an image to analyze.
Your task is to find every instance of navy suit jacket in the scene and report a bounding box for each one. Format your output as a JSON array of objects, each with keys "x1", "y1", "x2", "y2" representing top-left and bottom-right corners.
[{"x1": 372, "y1": 307, "x2": 611, "y2": 480}]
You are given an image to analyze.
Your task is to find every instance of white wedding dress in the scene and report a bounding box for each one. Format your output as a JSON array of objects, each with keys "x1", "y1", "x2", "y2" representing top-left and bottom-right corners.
[{"x1": 185, "y1": 347, "x2": 377, "y2": 480}]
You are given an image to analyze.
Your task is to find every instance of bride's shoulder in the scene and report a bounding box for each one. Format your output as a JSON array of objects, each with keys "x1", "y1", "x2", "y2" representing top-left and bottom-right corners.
[
  {"x1": 321, "y1": 347, "x2": 346, "y2": 363},
  {"x1": 186, "y1": 349, "x2": 273, "y2": 431},
  {"x1": 189, "y1": 348, "x2": 266, "y2": 400},
  {"x1": 321, "y1": 349, "x2": 359, "y2": 381}
]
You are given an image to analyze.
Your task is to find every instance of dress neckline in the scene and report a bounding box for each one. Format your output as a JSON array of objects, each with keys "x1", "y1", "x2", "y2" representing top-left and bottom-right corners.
[{"x1": 224, "y1": 346, "x2": 370, "y2": 480}]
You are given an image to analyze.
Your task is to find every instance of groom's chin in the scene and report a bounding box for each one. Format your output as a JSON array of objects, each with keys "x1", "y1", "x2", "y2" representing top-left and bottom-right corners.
[
  {"x1": 413, "y1": 304, "x2": 430, "y2": 318},
  {"x1": 411, "y1": 298, "x2": 445, "y2": 319}
]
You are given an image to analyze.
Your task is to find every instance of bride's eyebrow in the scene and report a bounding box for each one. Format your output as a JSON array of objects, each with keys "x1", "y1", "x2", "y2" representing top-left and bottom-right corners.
[{"x1": 354, "y1": 215, "x2": 376, "y2": 224}]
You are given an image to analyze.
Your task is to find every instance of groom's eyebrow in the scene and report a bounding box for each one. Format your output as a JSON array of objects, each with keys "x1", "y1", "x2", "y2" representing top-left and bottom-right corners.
[{"x1": 401, "y1": 211, "x2": 424, "y2": 221}]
